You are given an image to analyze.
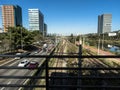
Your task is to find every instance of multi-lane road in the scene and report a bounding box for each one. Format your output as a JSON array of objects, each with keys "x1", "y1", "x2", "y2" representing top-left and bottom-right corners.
[{"x1": 0, "y1": 44, "x2": 54, "y2": 90}]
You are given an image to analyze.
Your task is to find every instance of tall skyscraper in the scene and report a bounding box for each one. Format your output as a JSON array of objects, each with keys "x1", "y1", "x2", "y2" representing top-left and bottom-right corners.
[
  {"x1": 28, "y1": 9, "x2": 44, "y2": 33},
  {"x1": 15, "y1": 5, "x2": 22, "y2": 26},
  {"x1": 44, "y1": 23, "x2": 47, "y2": 37},
  {"x1": 98, "y1": 14, "x2": 112, "y2": 34},
  {"x1": 1, "y1": 5, "x2": 22, "y2": 32}
]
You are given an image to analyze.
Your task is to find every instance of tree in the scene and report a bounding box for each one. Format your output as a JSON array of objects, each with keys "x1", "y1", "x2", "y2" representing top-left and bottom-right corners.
[
  {"x1": 76, "y1": 35, "x2": 80, "y2": 41},
  {"x1": 7, "y1": 26, "x2": 34, "y2": 49},
  {"x1": 30, "y1": 30, "x2": 43, "y2": 42},
  {"x1": 69, "y1": 33, "x2": 75, "y2": 43}
]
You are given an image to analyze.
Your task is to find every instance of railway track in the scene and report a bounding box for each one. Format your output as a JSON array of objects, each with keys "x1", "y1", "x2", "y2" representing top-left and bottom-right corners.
[
  {"x1": 51, "y1": 40, "x2": 67, "y2": 73},
  {"x1": 82, "y1": 49, "x2": 120, "y2": 88},
  {"x1": 49, "y1": 40, "x2": 70, "y2": 90}
]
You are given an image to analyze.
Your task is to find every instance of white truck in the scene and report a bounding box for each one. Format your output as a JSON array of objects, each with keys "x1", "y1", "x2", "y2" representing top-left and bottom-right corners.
[
  {"x1": 43, "y1": 43, "x2": 48, "y2": 51},
  {"x1": 43, "y1": 44, "x2": 47, "y2": 48}
]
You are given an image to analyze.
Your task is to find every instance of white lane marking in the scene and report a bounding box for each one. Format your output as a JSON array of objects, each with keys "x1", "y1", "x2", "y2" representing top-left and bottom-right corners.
[
  {"x1": 7, "y1": 81, "x2": 11, "y2": 84},
  {"x1": 9, "y1": 60, "x2": 19, "y2": 66},
  {"x1": 0, "y1": 87, "x2": 5, "y2": 90},
  {"x1": 0, "y1": 59, "x2": 15, "y2": 66},
  {"x1": 0, "y1": 81, "x2": 11, "y2": 90},
  {"x1": 18, "y1": 79, "x2": 30, "y2": 90}
]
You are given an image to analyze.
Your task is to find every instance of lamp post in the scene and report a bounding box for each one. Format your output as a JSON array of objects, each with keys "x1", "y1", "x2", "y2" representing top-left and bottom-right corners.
[
  {"x1": 77, "y1": 34, "x2": 82, "y2": 90},
  {"x1": 21, "y1": 27, "x2": 23, "y2": 50},
  {"x1": 4, "y1": 25, "x2": 12, "y2": 52},
  {"x1": 102, "y1": 33, "x2": 104, "y2": 50},
  {"x1": 97, "y1": 34, "x2": 100, "y2": 55},
  {"x1": 7, "y1": 26, "x2": 12, "y2": 52},
  {"x1": 10, "y1": 27, "x2": 12, "y2": 52}
]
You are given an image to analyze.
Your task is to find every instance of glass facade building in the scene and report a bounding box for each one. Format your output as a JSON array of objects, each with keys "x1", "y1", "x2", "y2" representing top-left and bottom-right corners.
[
  {"x1": 28, "y1": 9, "x2": 44, "y2": 33},
  {"x1": 98, "y1": 14, "x2": 112, "y2": 34},
  {"x1": 44, "y1": 23, "x2": 47, "y2": 36}
]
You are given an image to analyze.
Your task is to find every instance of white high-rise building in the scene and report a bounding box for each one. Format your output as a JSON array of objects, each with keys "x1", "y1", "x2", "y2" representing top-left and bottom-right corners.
[{"x1": 28, "y1": 9, "x2": 44, "y2": 33}]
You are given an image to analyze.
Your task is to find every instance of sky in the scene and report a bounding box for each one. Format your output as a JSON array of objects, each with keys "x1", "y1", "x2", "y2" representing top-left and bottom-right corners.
[{"x1": 0, "y1": 0, "x2": 120, "y2": 35}]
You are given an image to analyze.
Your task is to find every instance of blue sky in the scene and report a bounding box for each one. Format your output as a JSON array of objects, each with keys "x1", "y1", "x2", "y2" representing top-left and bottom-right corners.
[{"x1": 0, "y1": 0, "x2": 120, "y2": 35}]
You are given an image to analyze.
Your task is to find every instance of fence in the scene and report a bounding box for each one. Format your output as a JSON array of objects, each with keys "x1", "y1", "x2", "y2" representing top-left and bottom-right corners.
[{"x1": 0, "y1": 45, "x2": 120, "y2": 90}]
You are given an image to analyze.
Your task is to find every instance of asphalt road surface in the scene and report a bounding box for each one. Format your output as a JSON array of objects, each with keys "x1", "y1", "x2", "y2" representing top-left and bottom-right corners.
[{"x1": 0, "y1": 49, "x2": 47, "y2": 90}]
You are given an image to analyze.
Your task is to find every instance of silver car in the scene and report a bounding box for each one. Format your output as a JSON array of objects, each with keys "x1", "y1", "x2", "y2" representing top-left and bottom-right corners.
[{"x1": 18, "y1": 59, "x2": 29, "y2": 67}]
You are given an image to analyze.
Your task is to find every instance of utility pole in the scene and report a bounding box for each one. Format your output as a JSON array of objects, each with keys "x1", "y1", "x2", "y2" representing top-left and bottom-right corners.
[
  {"x1": 10, "y1": 28, "x2": 11, "y2": 52},
  {"x1": 8, "y1": 26, "x2": 12, "y2": 52},
  {"x1": 77, "y1": 35, "x2": 82, "y2": 90},
  {"x1": 21, "y1": 27, "x2": 23, "y2": 50},
  {"x1": 102, "y1": 33, "x2": 104, "y2": 50},
  {"x1": 97, "y1": 34, "x2": 100, "y2": 55}
]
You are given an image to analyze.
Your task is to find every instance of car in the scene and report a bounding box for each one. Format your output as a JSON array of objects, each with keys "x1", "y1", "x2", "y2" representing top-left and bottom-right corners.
[
  {"x1": 34, "y1": 51, "x2": 39, "y2": 54},
  {"x1": 27, "y1": 61, "x2": 39, "y2": 69},
  {"x1": 18, "y1": 59, "x2": 29, "y2": 67},
  {"x1": 14, "y1": 53, "x2": 21, "y2": 60}
]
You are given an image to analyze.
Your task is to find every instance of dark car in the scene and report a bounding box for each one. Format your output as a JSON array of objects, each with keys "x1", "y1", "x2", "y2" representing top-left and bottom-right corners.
[{"x1": 27, "y1": 61, "x2": 39, "y2": 69}]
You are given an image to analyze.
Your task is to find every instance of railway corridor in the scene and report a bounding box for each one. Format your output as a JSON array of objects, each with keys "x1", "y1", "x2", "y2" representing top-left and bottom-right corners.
[
  {"x1": 49, "y1": 39, "x2": 78, "y2": 90},
  {"x1": 81, "y1": 46, "x2": 120, "y2": 88},
  {"x1": 38, "y1": 40, "x2": 120, "y2": 90}
]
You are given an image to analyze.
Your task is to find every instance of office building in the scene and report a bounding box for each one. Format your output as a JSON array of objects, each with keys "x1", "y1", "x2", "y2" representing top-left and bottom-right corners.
[
  {"x1": 28, "y1": 9, "x2": 44, "y2": 34},
  {"x1": 44, "y1": 23, "x2": 47, "y2": 36},
  {"x1": 15, "y1": 5, "x2": 22, "y2": 26},
  {"x1": 98, "y1": 14, "x2": 112, "y2": 34},
  {"x1": 1, "y1": 5, "x2": 22, "y2": 32}
]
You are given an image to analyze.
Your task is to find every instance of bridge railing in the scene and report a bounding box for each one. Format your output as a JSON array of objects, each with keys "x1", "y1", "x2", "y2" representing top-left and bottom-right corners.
[
  {"x1": 0, "y1": 44, "x2": 120, "y2": 90},
  {"x1": 0, "y1": 54, "x2": 120, "y2": 90}
]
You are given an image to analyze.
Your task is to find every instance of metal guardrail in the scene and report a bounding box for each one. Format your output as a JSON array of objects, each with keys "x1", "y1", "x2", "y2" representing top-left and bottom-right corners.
[{"x1": 0, "y1": 45, "x2": 120, "y2": 90}]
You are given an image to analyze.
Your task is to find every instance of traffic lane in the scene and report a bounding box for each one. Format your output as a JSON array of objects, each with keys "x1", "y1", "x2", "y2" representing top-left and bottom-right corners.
[
  {"x1": 0, "y1": 50, "x2": 44, "y2": 76},
  {"x1": 0, "y1": 47, "x2": 47, "y2": 76},
  {"x1": 0, "y1": 66, "x2": 36, "y2": 90},
  {"x1": 0, "y1": 63, "x2": 40, "y2": 90},
  {"x1": 0, "y1": 50, "x2": 47, "y2": 90},
  {"x1": 0, "y1": 58, "x2": 29, "y2": 76},
  {"x1": 0, "y1": 58, "x2": 30, "y2": 88},
  {"x1": 0, "y1": 58, "x2": 45, "y2": 90},
  {"x1": 4, "y1": 69, "x2": 36, "y2": 90}
]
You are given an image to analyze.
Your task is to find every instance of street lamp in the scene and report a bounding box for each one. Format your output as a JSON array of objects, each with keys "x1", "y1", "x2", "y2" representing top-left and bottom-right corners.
[
  {"x1": 4, "y1": 25, "x2": 12, "y2": 52},
  {"x1": 97, "y1": 34, "x2": 100, "y2": 55},
  {"x1": 97, "y1": 33, "x2": 104, "y2": 55},
  {"x1": 20, "y1": 27, "x2": 23, "y2": 50},
  {"x1": 10, "y1": 27, "x2": 12, "y2": 52},
  {"x1": 7, "y1": 26, "x2": 12, "y2": 52},
  {"x1": 102, "y1": 33, "x2": 105, "y2": 50},
  {"x1": 77, "y1": 34, "x2": 82, "y2": 90}
]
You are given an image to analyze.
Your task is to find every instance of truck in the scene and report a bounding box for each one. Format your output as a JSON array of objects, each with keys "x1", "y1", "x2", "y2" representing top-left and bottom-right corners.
[{"x1": 43, "y1": 43, "x2": 48, "y2": 51}]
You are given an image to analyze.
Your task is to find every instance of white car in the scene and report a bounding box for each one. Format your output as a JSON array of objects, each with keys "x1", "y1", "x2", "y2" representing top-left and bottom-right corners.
[
  {"x1": 14, "y1": 53, "x2": 21, "y2": 60},
  {"x1": 34, "y1": 51, "x2": 38, "y2": 54},
  {"x1": 18, "y1": 59, "x2": 29, "y2": 67}
]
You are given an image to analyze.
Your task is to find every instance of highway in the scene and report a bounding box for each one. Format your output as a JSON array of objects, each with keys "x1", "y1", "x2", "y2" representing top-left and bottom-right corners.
[{"x1": 0, "y1": 44, "x2": 53, "y2": 90}]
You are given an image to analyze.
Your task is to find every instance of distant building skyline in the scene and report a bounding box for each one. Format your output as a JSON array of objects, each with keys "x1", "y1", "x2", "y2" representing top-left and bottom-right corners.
[
  {"x1": 98, "y1": 14, "x2": 112, "y2": 34},
  {"x1": 1, "y1": 5, "x2": 22, "y2": 32},
  {"x1": 0, "y1": 0, "x2": 120, "y2": 34},
  {"x1": 28, "y1": 9, "x2": 44, "y2": 34}
]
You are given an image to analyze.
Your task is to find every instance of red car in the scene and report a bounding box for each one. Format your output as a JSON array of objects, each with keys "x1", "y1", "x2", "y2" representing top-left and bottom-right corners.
[{"x1": 27, "y1": 61, "x2": 39, "y2": 69}]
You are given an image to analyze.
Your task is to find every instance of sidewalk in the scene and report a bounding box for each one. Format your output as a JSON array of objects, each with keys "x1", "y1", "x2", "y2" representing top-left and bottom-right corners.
[
  {"x1": 83, "y1": 45, "x2": 120, "y2": 65},
  {"x1": 83, "y1": 45, "x2": 114, "y2": 55}
]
